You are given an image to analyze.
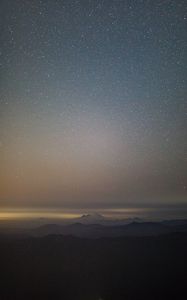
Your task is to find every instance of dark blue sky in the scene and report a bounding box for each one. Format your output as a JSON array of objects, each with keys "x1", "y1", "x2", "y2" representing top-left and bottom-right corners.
[{"x1": 0, "y1": 0, "x2": 187, "y2": 217}]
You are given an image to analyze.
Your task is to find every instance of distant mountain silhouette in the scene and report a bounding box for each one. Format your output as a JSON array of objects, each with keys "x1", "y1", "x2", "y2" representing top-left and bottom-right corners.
[
  {"x1": 77, "y1": 212, "x2": 105, "y2": 223},
  {"x1": 73, "y1": 213, "x2": 144, "y2": 226},
  {"x1": 28, "y1": 220, "x2": 187, "y2": 238},
  {"x1": 1, "y1": 219, "x2": 187, "y2": 239}
]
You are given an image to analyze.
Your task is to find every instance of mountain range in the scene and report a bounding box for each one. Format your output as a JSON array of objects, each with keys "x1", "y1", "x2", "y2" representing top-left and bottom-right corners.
[{"x1": 1, "y1": 213, "x2": 187, "y2": 238}]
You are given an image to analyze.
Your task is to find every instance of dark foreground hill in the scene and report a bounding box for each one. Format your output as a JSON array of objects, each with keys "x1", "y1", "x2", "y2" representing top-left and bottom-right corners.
[{"x1": 0, "y1": 233, "x2": 187, "y2": 300}]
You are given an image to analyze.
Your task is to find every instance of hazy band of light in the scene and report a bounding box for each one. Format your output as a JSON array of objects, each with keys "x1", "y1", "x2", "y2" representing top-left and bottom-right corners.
[
  {"x1": 0, "y1": 207, "x2": 149, "y2": 220},
  {"x1": 0, "y1": 211, "x2": 81, "y2": 220}
]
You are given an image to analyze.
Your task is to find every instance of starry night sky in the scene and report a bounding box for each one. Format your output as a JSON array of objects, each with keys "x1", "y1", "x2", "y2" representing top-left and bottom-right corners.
[{"x1": 0, "y1": 0, "x2": 187, "y2": 218}]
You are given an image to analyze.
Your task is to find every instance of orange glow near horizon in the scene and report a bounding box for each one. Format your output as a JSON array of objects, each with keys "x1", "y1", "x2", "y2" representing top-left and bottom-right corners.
[
  {"x1": 0, "y1": 207, "x2": 150, "y2": 221},
  {"x1": 0, "y1": 210, "x2": 81, "y2": 220}
]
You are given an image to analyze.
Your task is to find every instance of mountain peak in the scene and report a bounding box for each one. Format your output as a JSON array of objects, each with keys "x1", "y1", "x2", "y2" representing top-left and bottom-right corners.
[{"x1": 78, "y1": 212, "x2": 104, "y2": 223}]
